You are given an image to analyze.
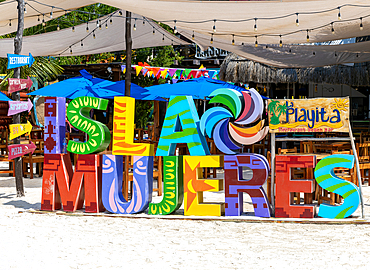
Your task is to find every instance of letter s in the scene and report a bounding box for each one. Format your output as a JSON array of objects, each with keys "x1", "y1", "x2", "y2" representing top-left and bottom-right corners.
[{"x1": 314, "y1": 154, "x2": 360, "y2": 219}]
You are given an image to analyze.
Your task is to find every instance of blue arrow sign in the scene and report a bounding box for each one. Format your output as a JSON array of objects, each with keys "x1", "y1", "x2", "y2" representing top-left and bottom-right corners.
[{"x1": 7, "y1": 53, "x2": 35, "y2": 69}]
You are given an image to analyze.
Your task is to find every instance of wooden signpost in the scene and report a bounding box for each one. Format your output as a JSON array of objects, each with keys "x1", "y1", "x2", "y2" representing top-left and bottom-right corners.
[{"x1": 267, "y1": 97, "x2": 364, "y2": 218}]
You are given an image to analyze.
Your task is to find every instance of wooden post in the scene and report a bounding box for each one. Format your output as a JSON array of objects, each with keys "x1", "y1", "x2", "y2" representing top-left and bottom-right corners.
[
  {"x1": 270, "y1": 132, "x2": 276, "y2": 216},
  {"x1": 13, "y1": 0, "x2": 25, "y2": 197},
  {"x1": 349, "y1": 124, "x2": 365, "y2": 218},
  {"x1": 125, "y1": 11, "x2": 132, "y2": 97}
]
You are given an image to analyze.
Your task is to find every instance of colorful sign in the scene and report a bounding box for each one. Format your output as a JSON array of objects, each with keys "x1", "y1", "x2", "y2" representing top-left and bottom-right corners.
[
  {"x1": 200, "y1": 88, "x2": 268, "y2": 154},
  {"x1": 268, "y1": 97, "x2": 350, "y2": 133},
  {"x1": 7, "y1": 99, "x2": 33, "y2": 116},
  {"x1": 7, "y1": 53, "x2": 35, "y2": 69},
  {"x1": 8, "y1": 142, "x2": 36, "y2": 160},
  {"x1": 9, "y1": 121, "x2": 32, "y2": 140},
  {"x1": 8, "y1": 77, "x2": 33, "y2": 93}
]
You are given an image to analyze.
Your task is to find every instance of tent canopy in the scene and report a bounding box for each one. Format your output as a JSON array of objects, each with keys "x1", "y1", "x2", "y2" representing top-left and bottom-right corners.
[{"x1": 0, "y1": 10, "x2": 188, "y2": 57}]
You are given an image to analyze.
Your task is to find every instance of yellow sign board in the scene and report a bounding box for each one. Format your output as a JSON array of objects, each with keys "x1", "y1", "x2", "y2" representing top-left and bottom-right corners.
[{"x1": 268, "y1": 97, "x2": 350, "y2": 133}]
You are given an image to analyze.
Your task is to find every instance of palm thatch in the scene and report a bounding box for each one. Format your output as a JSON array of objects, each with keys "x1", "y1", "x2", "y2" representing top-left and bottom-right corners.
[{"x1": 220, "y1": 53, "x2": 370, "y2": 86}]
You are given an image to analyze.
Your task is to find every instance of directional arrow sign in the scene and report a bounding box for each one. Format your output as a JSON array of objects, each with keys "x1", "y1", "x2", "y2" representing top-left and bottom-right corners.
[
  {"x1": 7, "y1": 53, "x2": 35, "y2": 69},
  {"x1": 8, "y1": 99, "x2": 33, "y2": 116},
  {"x1": 8, "y1": 76, "x2": 33, "y2": 93},
  {"x1": 8, "y1": 141, "x2": 36, "y2": 160},
  {"x1": 9, "y1": 121, "x2": 33, "y2": 140}
]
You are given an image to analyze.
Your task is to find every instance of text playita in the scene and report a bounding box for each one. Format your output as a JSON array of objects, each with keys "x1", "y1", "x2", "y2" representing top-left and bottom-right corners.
[
  {"x1": 285, "y1": 102, "x2": 341, "y2": 129},
  {"x1": 41, "y1": 96, "x2": 360, "y2": 219}
]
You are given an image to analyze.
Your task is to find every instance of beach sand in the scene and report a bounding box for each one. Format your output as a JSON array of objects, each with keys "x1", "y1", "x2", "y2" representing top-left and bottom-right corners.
[{"x1": 1, "y1": 162, "x2": 370, "y2": 270}]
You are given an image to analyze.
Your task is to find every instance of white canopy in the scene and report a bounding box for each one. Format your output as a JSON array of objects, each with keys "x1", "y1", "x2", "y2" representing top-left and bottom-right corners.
[
  {"x1": 0, "y1": 11, "x2": 188, "y2": 57},
  {"x1": 0, "y1": 0, "x2": 93, "y2": 36},
  {"x1": 179, "y1": 29, "x2": 370, "y2": 68},
  {"x1": 98, "y1": 0, "x2": 370, "y2": 45}
]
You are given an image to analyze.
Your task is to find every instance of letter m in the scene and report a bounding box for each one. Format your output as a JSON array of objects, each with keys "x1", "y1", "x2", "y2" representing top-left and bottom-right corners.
[{"x1": 41, "y1": 154, "x2": 104, "y2": 213}]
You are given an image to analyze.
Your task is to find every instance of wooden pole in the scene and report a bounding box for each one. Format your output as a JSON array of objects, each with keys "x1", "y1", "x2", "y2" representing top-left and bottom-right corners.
[
  {"x1": 270, "y1": 132, "x2": 276, "y2": 216},
  {"x1": 349, "y1": 124, "x2": 365, "y2": 218},
  {"x1": 125, "y1": 11, "x2": 132, "y2": 97},
  {"x1": 13, "y1": 0, "x2": 25, "y2": 197}
]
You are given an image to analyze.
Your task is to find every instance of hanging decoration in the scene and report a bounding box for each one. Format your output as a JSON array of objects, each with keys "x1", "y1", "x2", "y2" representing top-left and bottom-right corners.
[{"x1": 122, "y1": 62, "x2": 220, "y2": 81}]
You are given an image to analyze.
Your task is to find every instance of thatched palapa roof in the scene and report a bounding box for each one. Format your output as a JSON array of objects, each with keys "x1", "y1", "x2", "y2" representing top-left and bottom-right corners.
[{"x1": 220, "y1": 53, "x2": 370, "y2": 87}]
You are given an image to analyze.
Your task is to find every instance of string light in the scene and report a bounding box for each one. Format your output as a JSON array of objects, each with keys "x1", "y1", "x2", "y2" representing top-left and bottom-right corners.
[
  {"x1": 192, "y1": 31, "x2": 195, "y2": 40},
  {"x1": 119, "y1": 10, "x2": 123, "y2": 16},
  {"x1": 97, "y1": 20, "x2": 100, "y2": 28},
  {"x1": 279, "y1": 35, "x2": 283, "y2": 47},
  {"x1": 72, "y1": 26, "x2": 75, "y2": 32},
  {"x1": 143, "y1": 18, "x2": 145, "y2": 25},
  {"x1": 255, "y1": 35, "x2": 258, "y2": 47},
  {"x1": 295, "y1": 13, "x2": 299, "y2": 26},
  {"x1": 105, "y1": 22, "x2": 108, "y2": 29},
  {"x1": 153, "y1": 27, "x2": 155, "y2": 35},
  {"x1": 338, "y1": 7, "x2": 342, "y2": 20},
  {"x1": 81, "y1": 41, "x2": 83, "y2": 46},
  {"x1": 24, "y1": 6, "x2": 27, "y2": 14},
  {"x1": 9, "y1": 20, "x2": 11, "y2": 27},
  {"x1": 232, "y1": 34, "x2": 235, "y2": 45},
  {"x1": 86, "y1": 22, "x2": 89, "y2": 32},
  {"x1": 99, "y1": 22, "x2": 102, "y2": 30},
  {"x1": 57, "y1": 23, "x2": 60, "y2": 31},
  {"x1": 93, "y1": 31, "x2": 96, "y2": 39},
  {"x1": 37, "y1": 15, "x2": 40, "y2": 22},
  {"x1": 42, "y1": 14, "x2": 45, "y2": 27},
  {"x1": 254, "y1": 18, "x2": 257, "y2": 32},
  {"x1": 133, "y1": 19, "x2": 137, "y2": 31},
  {"x1": 50, "y1": 7, "x2": 53, "y2": 19},
  {"x1": 70, "y1": 47, "x2": 72, "y2": 54},
  {"x1": 331, "y1": 22, "x2": 335, "y2": 34},
  {"x1": 335, "y1": 51, "x2": 337, "y2": 57},
  {"x1": 313, "y1": 51, "x2": 316, "y2": 56},
  {"x1": 213, "y1": 20, "x2": 216, "y2": 33},
  {"x1": 210, "y1": 33, "x2": 213, "y2": 44},
  {"x1": 174, "y1": 20, "x2": 177, "y2": 34},
  {"x1": 162, "y1": 34, "x2": 165, "y2": 41},
  {"x1": 306, "y1": 30, "x2": 310, "y2": 42},
  {"x1": 360, "y1": 17, "x2": 363, "y2": 30},
  {"x1": 110, "y1": 18, "x2": 113, "y2": 25}
]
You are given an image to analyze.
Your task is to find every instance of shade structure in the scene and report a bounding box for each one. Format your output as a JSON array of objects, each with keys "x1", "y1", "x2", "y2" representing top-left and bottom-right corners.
[
  {"x1": 28, "y1": 69, "x2": 165, "y2": 101},
  {"x1": 0, "y1": 92, "x2": 11, "y2": 102},
  {"x1": 0, "y1": 10, "x2": 188, "y2": 58},
  {"x1": 144, "y1": 77, "x2": 266, "y2": 99}
]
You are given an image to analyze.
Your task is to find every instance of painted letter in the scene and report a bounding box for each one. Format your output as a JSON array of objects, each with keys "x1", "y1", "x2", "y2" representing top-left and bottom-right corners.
[
  {"x1": 156, "y1": 96, "x2": 209, "y2": 156},
  {"x1": 149, "y1": 156, "x2": 184, "y2": 215},
  {"x1": 41, "y1": 154, "x2": 103, "y2": 213},
  {"x1": 44, "y1": 97, "x2": 66, "y2": 154},
  {"x1": 67, "y1": 97, "x2": 111, "y2": 154},
  {"x1": 102, "y1": 155, "x2": 153, "y2": 214},
  {"x1": 112, "y1": 96, "x2": 154, "y2": 156},
  {"x1": 314, "y1": 154, "x2": 360, "y2": 219},
  {"x1": 224, "y1": 154, "x2": 271, "y2": 217},
  {"x1": 183, "y1": 156, "x2": 224, "y2": 216},
  {"x1": 275, "y1": 155, "x2": 316, "y2": 218}
]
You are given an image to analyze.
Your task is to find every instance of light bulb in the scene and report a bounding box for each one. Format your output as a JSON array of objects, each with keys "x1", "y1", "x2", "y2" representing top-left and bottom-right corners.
[
  {"x1": 338, "y1": 7, "x2": 341, "y2": 20},
  {"x1": 213, "y1": 20, "x2": 216, "y2": 33},
  {"x1": 72, "y1": 26, "x2": 75, "y2": 32},
  {"x1": 9, "y1": 20, "x2": 11, "y2": 27},
  {"x1": 86, "y1": 23, "x2": 89, "y2": 32},
  {"x1": 110, "y1": 18, "x2": 112, "y2": 25},
  {"x1": 210, "y1": 34, "x2": 213, "y2": 44},
  {"x1": 133, "y1": 21, "x2": 137, "y2": 31},
  {"x1": 331, "y1": 23, "x2": 335, "y2": 34},
  {"x1": 296, "y1": 13, "x2": 299, "y2": 26},
  {"x1": 279, "y1": 36, "x2": 283, "y2": 47},
  {"x1": 57, "y1": 24, "x2": 60, "y2": 31},
  {"x1": 255, "y1": 36, "x2": 258, "y2": 47},
  {"x1": 360, "y1": 18, "x2": 363, "y2": 30},
  {"x1": 50, "y1": 7, "x2": 53, "y2": 19},
  {"x1": 192, "y1": 31, "x2": 195, "y2": 40},
  {"x1": 254, "y1": 18, "x2": 257, "y2": 32},
  {"x1": 93, "y1": 32, "x2": 96, "y2": 39}
]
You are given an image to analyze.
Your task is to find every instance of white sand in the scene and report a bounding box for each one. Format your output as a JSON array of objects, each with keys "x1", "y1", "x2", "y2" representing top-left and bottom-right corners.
[{"x1": 1, "y1": 162, "x2": 370, "y2": 270}]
